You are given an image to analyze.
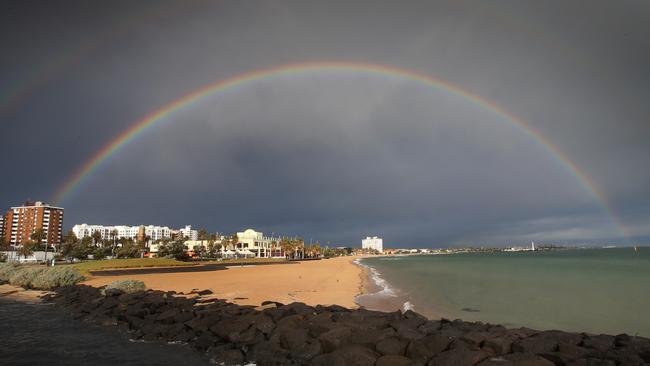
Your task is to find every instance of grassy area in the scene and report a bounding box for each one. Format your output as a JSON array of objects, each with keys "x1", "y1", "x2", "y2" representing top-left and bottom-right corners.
[{"x1": 73, "y1": 258, "x2": 196, "y2": 275}]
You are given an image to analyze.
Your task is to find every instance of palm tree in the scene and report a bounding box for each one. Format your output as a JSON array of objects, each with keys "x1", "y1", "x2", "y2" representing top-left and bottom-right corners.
[
  {"x1": 30, "y1": 228, "x2": 47, "y2": 263},
  {"x1": 91, "y1": 230, "x2": 102, "y2": 247},
  {"x1": 271, "y1": 240, "x2": 278, "y2": 258},
  {"x1": 280, "y1": 237, "x2": 293, "y2": 259},
  {"x1": 110, "y1": 229, "x2": 118, "y2": 256},
  {"x1": 231, "y1": 234, "x2": 239, "y2": 249}
]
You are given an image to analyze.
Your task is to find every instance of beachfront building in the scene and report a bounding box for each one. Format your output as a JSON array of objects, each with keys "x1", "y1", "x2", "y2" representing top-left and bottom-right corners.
[
  {"x1": 0, "y1": 215, "x2": 4, "y2": 242},
  {"x1": 72, "y1": 223, "x2": 171, "y2": 243},
  {"x1": 3, "y1": 201, "x2": 64, "y2": 245},
  {"x1": 178, "y1": 225, "x2": 199, "y2": 241},
  {"x1": 235, "y1": 229, "x2": 283, "y2": 258},
  {"x1": 362, "y1": 236, "x2": 383, "y2": 253}
]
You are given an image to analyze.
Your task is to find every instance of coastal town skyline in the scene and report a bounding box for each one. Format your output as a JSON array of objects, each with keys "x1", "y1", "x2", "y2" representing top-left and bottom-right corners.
[{"x1": 2, "y1": 1, "x2": 649, "y2": 246}]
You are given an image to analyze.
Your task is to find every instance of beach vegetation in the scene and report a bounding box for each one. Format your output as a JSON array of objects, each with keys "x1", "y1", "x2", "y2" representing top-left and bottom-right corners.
[
  {"x1": 198, "y1": 227, "x2": 209, "y2": 240},
  {"x1": 156, "y1": 239, "x2": 190, "y2": 261},
  {"x1": 106, "y1": 279, "x2": 146, "y2": 293},
  {"x1": 31, "y1": 267, "x2": 85, "y2": 289},
  {"x1": 116, "y1": 242, "x2": 140, "y2": 258},
  {"x1": 194, "y1": 244, "x2": 207, "y2": 260},
  {"x1": 9, "y1": 266, "x2": 46, "y2": 287},
  {"x1": 0, "y1": 262, "x2": 21, "y2": 280},
  {"x1": 1, "y1": 264, "x2": 85, "y2": 289},
  {"x1": 322, "y1": 247, "x2": 351, "y2": 258}
]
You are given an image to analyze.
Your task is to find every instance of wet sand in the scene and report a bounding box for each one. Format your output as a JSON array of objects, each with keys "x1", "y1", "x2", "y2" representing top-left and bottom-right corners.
[
  {"x1": 0, "y1": 284, "x2": 49, "y2": 304},
  {"x1": 84, "y1": 256, "x2": 363, "y2": 308},
  {"x1": 354, "y1": 259, "x2": 415, "y2": 314}
]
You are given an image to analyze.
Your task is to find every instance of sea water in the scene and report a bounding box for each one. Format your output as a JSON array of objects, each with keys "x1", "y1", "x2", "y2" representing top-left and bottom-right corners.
[
  {"x1": 0, "y1": 300, "x2": 212, "y2": 365},
  {"x1": 358, "y1": 247, "x2": 650, "y2": 336}
]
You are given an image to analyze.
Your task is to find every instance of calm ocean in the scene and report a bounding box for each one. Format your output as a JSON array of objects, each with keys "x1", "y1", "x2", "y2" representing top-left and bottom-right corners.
[{"x1": 358, "y1": 247, "x2": 650, "y2": 337}]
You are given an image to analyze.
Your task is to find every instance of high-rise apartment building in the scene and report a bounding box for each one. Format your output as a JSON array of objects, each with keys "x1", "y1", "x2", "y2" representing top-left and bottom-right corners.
[
  {"x1": 3, "y1": 201, "x2": 64, "y2": 245},
  {"x1": 0, "y1": 214, "x2": 5, "y2": 243},
  {"x1": 362, "y1": 236, "x2": 383, "y2": 253}
]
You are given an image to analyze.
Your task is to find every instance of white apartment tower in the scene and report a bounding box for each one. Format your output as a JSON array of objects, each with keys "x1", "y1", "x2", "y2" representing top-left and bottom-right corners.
[
  {"x1": 179, "y1": 225, "x2": 198, "y2": 241},
  {"x1": 362, "y1": 236, "x2": 383, "y2": 253}
]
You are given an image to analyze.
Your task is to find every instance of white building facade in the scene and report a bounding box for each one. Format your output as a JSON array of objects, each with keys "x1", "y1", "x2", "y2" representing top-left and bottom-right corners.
[
  {"x1": 236, "y1": 229, "x2": 283, "y2": 258},
  {"x1": 362, "y1": 236, "x2": 383, "y2": 253},
  {"x1": 72, "y1": 224, "x2": 171, "y2": 242},
  {"x1": 178, "y1": 225, "x2": 199, "y2": 241}
]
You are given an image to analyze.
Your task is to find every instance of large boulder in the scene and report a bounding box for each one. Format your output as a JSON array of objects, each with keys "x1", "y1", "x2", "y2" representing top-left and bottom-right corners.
[
  {"x1": 210, "y1": 317, "x2": 253, "y2": 342},
  {"x1": 312, "y1": 345, "x2": 379, "y2": 366},
  {"x1": 427, "y1": 347, "x2": 489, "y2": 366},
  {"x1": 279, "y1": 327, "x2": 310, "y2": 350},
  {"x1": 319, "y1": 327, "x2": 353, "y2": 353},
  {"x1": 247, "y1": 340, "x2": 291, "y2": 365},
  {"x1": 477, "y1": 353, "x2": 555, "y2": 366},
  {"x1": 581, "y1": 335, "x2": 614, "y2": 353},
  {"x1": 483, "y1": 337, "x2": 512, "y2": 355},
  {"x1": 376, "y1": 355, "x2": 416, "y2": 366},
  {"x1": 407, "y1": 334, "x2": 455, "y2": 363},
  {"x1": 377, "y1": 337, "x2": 409, "y2": 356}
]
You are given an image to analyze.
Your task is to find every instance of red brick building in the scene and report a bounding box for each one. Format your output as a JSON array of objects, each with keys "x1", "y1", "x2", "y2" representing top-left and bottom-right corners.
[{"x1": 2, "y1": 201, "x2": 64, "y2": 246}]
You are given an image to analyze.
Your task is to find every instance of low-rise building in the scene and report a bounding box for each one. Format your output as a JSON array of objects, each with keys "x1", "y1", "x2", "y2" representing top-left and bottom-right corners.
[{"x1": 236, "y1": 229, "x2": 283, "y2": 258}]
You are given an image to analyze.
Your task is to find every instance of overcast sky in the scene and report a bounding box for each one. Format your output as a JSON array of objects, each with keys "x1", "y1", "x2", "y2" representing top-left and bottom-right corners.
[{"x1": 1, "y1": 0, "x2": 649, "y2": 247}]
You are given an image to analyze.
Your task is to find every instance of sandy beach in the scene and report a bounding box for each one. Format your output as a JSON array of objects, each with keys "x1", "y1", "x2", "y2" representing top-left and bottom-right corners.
[{"x1": 84, "y1": 256, "x2": 364, "y2": 308}]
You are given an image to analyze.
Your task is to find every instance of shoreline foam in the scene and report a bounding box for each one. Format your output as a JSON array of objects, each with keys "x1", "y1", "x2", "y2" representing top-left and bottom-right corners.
[{"x1": 353, "y1": 257, "x2": 414, "y2": 313}]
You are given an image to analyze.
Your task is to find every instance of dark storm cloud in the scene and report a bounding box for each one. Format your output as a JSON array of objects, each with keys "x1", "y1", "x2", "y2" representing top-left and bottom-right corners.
[{"x1": 1, "y1": 0, "x2": 648, "y2": 246}]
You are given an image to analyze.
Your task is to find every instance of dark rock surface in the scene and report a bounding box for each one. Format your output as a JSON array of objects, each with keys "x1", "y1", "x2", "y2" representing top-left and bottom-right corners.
[{"x1": 44, "y1": 285, "x2": 650, "y2": 366}]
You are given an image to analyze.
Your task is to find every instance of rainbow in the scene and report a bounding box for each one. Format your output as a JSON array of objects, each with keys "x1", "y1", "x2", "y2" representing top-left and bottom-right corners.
[{"x1": 51, "y1": 61, "x2": 625, "y2": 238}]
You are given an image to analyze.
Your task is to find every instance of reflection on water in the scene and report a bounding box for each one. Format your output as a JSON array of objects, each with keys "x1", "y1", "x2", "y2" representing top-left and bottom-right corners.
[{"x1": 0, "y1": 300, "x2": 211, "y2": 366}]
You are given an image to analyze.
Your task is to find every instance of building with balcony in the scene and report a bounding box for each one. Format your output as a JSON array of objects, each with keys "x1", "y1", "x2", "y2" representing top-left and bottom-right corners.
[
  {"x1": 72, "y1": 223, "x2": 171, "y2": 243},
  {"x1": 3, "y1": 201, "x2": 64, "y2": 245},
  {"x1": 236, "y1": 229, "x2": 283, "y2": 258},
  {"x1": 178, "y1": 225, "x2": 198, "y2": 241}
]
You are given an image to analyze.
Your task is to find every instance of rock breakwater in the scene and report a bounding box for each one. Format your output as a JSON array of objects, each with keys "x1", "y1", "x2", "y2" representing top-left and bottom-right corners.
[{"x1": 45, "y1": 286, "x2": 650, "y2": 366}]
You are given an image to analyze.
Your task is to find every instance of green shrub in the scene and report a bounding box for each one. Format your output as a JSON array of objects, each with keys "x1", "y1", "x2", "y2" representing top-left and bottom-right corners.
[
  {"x1": 31, "y1": 267, "x2": 85, "y2": 290},
  {"x1": 106, "y1": 279, "x2": 146, "y2": 294},
  {"x1": 9, "y1": 267, "x2": 46, "y2": 288},
  {"x1": 0, "y1": 262, "x2": 21, "y2": 281}
]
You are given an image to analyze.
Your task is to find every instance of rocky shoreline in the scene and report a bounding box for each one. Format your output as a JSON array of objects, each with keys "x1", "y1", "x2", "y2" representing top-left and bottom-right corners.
[{"x1": 41, "y1": 285, "x2": 650, "y2": 366}]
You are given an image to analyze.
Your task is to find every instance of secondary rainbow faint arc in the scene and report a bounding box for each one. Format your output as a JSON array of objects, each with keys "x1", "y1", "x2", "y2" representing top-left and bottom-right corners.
[{"x1": 52, "y1": 61, "x2": 625, "y2": 237}]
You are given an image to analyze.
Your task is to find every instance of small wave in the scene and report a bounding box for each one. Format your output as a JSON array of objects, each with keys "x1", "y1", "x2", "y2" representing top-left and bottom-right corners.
[
  {"x1": 355, "y1": 259, "x2": 397, "y2": 297},
  {"x1": 461, "y1": 307, "x2": 480, "y2": 313},
  {"x1": 403, "y1": 301, "x2": 414, "y2": 312}
]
